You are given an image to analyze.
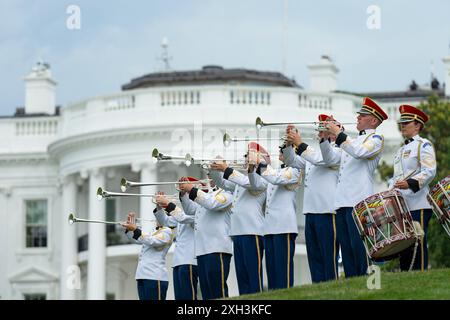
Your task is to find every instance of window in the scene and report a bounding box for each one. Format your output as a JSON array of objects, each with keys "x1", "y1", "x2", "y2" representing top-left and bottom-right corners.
[
  {"x1": 24, "y1": 293, "x2": 46, "y2": 300},
  {"x1": 106, "y1": 199, "x2": 117, "y2": 234},
  {"x1": 25, "y1": 200, "x2": 48, "y2": 248},
  {"x1": 106, "y1": 199, "x2": 122, "y2": 246}
]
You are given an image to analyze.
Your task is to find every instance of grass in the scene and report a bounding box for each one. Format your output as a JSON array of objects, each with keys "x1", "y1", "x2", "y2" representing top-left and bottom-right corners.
[{"x1": 230, "y1": 268, "x2": 450, "y2": 300}]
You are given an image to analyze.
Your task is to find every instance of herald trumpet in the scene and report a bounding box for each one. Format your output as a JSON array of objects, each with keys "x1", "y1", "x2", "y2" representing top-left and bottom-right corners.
[
  {"x1": 255, "y1": 116, "x2": 356, "y2": 130},
  {"x1": 120, "y1": 177, "x2": 212, "y2": 192},
  {"x1": 68, "y1": 213, "x2": 152, "y2": 226},
  {"x1": 223, "y1": 133, "x2": 288, "y2": 147},
  {"x1": 184, "y1": 154, "x2": 247, "y2": 170},
  {"x1": 152, "y1": 148, "x2": 192, "y2": 166},
  {"x1": 97, "y1": 187, "x2": 179, "y2": 201}
]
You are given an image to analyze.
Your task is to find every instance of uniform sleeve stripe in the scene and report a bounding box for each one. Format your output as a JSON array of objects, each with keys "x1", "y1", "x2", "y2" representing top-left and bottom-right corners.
[{"x1": 372, "y1": 135, "x2": 383, "y2": 140}]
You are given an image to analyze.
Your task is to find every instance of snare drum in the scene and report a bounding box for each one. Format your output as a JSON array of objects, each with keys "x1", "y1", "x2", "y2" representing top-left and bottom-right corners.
[
  {"x1": 427, "y1": 175, "x2": 450, "y2": 236},
  {"x1": 352, "y1": 189, "x2": 419, "y2": 260}
]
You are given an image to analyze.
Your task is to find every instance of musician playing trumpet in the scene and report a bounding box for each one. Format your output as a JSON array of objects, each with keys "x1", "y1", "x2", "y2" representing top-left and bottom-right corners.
[
  {"x1": 152, "y1": 184, "x2": 198, "y2": 300},
  {"x1": 319, "y1": 97, "x2": 388, "y2": 278},
  {"x1": 389, "y1": 105, "x2": 436, "y2": 271},
  {"x1": 282, "y1": 114, "x2": 340, "y2": 283},
  {"x1": 122, "y1": 212, "x2": 174, "y2": 300},
  {"x1": 209, "y1": 145, "x2": 267, "y2": 295},
  {"x1": 246, "y1": 146, "x2": 301, "y2": 289}
]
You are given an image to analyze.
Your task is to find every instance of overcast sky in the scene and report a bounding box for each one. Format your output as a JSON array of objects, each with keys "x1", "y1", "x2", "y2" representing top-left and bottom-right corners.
[{"x1": 1, "y1": 0, "x2": 449, "y2": 116}]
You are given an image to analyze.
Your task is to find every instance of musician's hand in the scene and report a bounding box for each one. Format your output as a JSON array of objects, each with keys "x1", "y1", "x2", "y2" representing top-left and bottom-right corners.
[
  {"x1": 286, "y1": 130, "x2": 302, "y2": 147},
  {"x1": 156, "y1": 193, "x2": 169, "y2": 208},
  {"x1": 123, "y1": 212, "x2": 137, "y2": 231},
  {"x1": 394, "y1": 180, "x2": 409, "y2": 190},
  {"x1": 318, "y1": 130, "x2": 330, "y2": 140},
  {"x1": 325, "y1": 122, "x2": 341, "y2": 135},
  {"x1": 210, "y1": 161, "x2": 228, "y2": 172},
  {"x1": 122, "y1": 223, "x2": 137, "y2": 232},
  {"x1": 247, "y1": 150, "x2": 259, "y2": 166}
]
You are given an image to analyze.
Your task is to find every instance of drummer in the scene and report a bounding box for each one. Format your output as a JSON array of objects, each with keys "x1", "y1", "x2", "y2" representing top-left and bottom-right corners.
[{"x1": 389, "y1": 104, "x2": 437, "y2": 271}]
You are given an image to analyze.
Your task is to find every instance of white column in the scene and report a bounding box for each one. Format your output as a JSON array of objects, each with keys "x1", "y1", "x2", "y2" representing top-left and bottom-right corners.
[
  {"x1": 133, "y1": 162, "x2": 158, "y2": 234},
  {"x1": 60, "y1": 175, "x2": 78, "y2": 300},
  {"x1": 87, "y1": 168, "x2": 106, "y2": 300},
  {"x1": 443, "y1": 55, "x2": 450, "y2": 97}
]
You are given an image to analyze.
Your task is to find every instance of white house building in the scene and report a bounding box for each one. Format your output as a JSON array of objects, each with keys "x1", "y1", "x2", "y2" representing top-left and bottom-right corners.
[{"x1": 1, "y1": 53, "x2": 449, "y2": 300}]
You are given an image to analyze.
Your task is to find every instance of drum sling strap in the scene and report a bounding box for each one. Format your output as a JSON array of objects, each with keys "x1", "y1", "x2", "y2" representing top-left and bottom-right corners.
[{"x1": 407, "y1": 140, "x2": 423, "y2": 271}]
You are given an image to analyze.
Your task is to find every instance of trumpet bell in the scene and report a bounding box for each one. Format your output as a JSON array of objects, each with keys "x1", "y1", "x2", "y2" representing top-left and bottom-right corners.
[
  {"x1": 120, "y1": 178, "x2": 128, "y2": 192},
  {"x1": 185, "y1": 153, "x2": 192, "y2": 167},
  {"x1": 68, "y1": 213, "x2": 75, "y2": 225},
  {"x1": 97, "y1": 187, "x2": 105, "y2": 200},
  {"x1": 152, "y1": 148, "x2": 160, "y2": 164},
  {"x1": 223, "y1": 133, "x2": 231, "y2": 147},
  {"x1": 255, "y1": 117, "x2": 264, "y2": 130}
]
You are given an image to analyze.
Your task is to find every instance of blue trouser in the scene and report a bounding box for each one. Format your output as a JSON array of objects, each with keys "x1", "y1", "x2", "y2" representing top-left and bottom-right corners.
[
  {"x1": 305, "y1": 214, "x2": 339, "y2": 283},
  {"x1": 232, "y1": 235, "x2": 264, "y2": 295},
  {"x1": 173, "y1": 264, "x2": 198, "y2": 300},
  {"x1": 400, "y1": 209, "x2": 432, "y2": 271},
  {"x1": 264, "y1": 233, "x2": 296, "y2": 289},
  {"x1": 137, "y1": 279, "x2": 168, "y2": 300},
  {"x1": 197, "y1": 253, "x2": 232, "y2": 300},
  {"x1": 336, "y1": 207, "x2": 368, "y2": 277}
]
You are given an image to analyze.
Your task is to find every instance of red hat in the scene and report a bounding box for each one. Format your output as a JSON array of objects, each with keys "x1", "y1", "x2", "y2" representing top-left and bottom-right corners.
[
  {"x1": 398, "y1": 104, "x2": 429, "y2": 125},
  {"x1": 318, "y1": 114, "x2": 332, "y2": 121},
  {"x1": 179, "y1": 176, "x2": 209, "y2": 192},
  {"x1": 357, "y1": 97, "x2": 388, "y2": 122},
  {"x1": 248, "y1": 142, "x2": 271, "y2": 165}
]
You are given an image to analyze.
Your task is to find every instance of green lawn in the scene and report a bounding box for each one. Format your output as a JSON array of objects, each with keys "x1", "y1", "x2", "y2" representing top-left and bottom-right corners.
[{"x1": 230, "y1": 268, "x2": 450, "y2": 300}]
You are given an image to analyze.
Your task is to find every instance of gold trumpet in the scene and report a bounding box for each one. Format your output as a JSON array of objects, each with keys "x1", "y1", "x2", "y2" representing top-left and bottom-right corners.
[
  {"x1": 97, "y1": 187, "x2": 179, "y2": 202},
  {"x1": 255, "y1": 116, "x2": 356, "y2": 131},
  {"x1": 68, "y1": 213, "x2": 153, "y2": 226},
  {"x1": 152, "y1": 148, "x2": 192, "y2": 166},
  {"x1": 120, "y1": 177, "x2": 212, "y2": 192}
]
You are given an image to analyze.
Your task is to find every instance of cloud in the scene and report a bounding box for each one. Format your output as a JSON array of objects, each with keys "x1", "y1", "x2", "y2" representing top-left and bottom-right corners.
[{"x1": 0, "y1": 0, "x2": 449, "y2": 116}]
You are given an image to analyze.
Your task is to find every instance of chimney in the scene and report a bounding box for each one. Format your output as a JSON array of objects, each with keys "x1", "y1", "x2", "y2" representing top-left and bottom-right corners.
[
  {"x1": 443, "y1": 55, "x2": 450, "y2": 97},
  {"x1": 307, "y1": 55, "x2": 339, "y2": 92},
  {"x1": 24, "y1": 61, "x2": 57, "y2": 115}
]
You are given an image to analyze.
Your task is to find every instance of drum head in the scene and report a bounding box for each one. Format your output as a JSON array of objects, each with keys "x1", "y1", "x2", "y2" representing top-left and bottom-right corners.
[{"x1": 370, "y1": 235, "x2": 416, "y2": 259}]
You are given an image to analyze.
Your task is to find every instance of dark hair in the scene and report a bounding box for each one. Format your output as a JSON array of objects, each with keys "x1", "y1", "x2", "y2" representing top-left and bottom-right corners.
[{"x1": 413, "y1": 120, "x2": 424, "y2": 131}]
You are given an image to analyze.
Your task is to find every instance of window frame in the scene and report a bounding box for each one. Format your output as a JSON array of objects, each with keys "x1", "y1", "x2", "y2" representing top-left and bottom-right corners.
[{"x1": 21, "y1": 197, "x2": 52, "y2": 254}]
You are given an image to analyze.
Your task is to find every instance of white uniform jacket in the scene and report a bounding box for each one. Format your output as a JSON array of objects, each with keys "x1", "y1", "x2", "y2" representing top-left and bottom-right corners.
[
  {"x1": 126, "y1": 226, "x2": 174, "y2": 281},
  {"x1": 188, "y1": 187, "x2": 234, "y2": 256},
  {"x1": 388, "y1": 134, "x2": 437, "y2": 211},
  {"x1": 209, "y1": 169, "x2": 265, "y2": 236},
  {"x1": 154, "y1": 205, "x2": 197, "y2": 267},
  {"x1": 283, "y1": 144, "x2": 339, "y2": 214},
  {"x1": 248, "y1": 164, "x2": 300, "y2": 235},
  {"x1": 320, "y1": 129, "x2": 384, "y2": 209}
]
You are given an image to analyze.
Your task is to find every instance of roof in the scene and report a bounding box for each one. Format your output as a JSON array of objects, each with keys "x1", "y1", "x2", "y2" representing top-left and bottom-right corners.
[
  {"x1": 355, "y1": 88, "x2": 445, "y2": 102},
  {"x1": 0, "y1": 106, "x2": 60, "y2": 119},
  {"x1": 122, "y1": 65, "x2": 300, "y2": 90}
]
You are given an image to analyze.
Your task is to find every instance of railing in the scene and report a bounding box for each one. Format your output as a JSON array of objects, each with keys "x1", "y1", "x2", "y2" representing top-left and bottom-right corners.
[
  {"x1": 77, "y1": 231, "x2": 133, "y2": 252},
  {"x1": 15, "y1": 118, "x2": 59, "y2": 136},
  {"x1": 229, "y1": 90, "x2": 271, "y2": 105},
  {"x1": 104, "y1": 95, "x2": 135, "y2": 112},
  {"x1": 298, "y1": 93, "x2": 333, "y2": 110},
  {"x1": 160, "y1": 90, "x2": 200, "y2": 106}
]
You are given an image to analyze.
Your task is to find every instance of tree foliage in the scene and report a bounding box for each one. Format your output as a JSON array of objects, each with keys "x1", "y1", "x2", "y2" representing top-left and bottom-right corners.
[
  {"x1": 376, "y1": 95, "x2": 450, "y2": 269},
  {"x1": 418, "y1": 95, "x2": 450, "y2": 268}
]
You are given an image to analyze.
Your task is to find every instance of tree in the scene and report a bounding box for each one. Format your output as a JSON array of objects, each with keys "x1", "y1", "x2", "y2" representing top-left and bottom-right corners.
[
  {"x1": 418, "y1": 95, "x2": 450, "y2": 268},
  {"x1": 376, "y1": 95, "x2": 450, "y2": 269}
]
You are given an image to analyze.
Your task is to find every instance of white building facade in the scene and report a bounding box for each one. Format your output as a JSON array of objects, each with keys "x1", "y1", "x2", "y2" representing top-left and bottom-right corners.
[{"x1": 1, "y1": 55, "x2": 449, "y2": 300}]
